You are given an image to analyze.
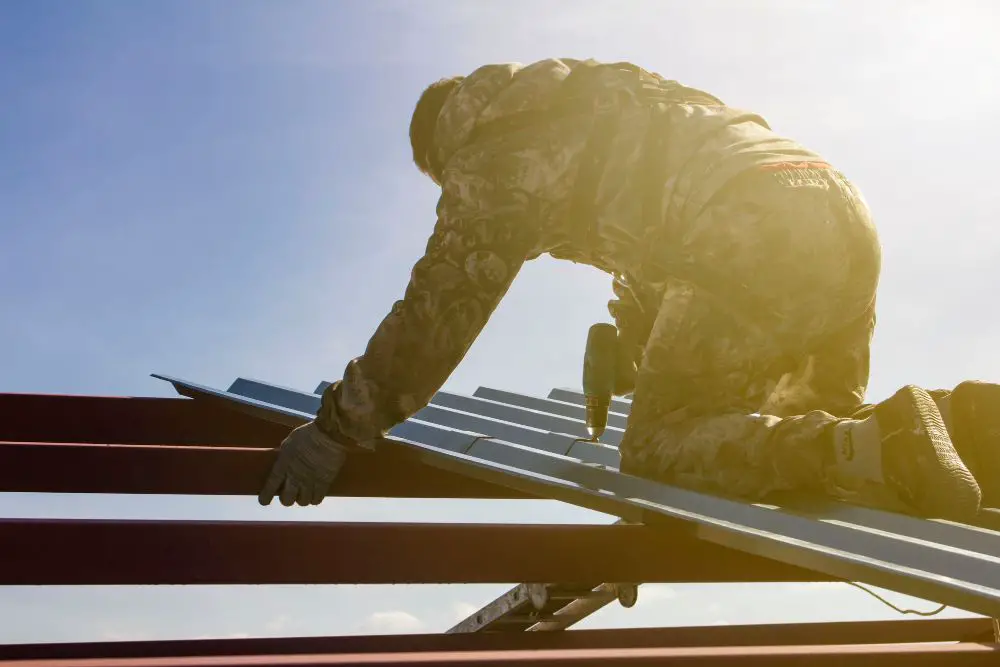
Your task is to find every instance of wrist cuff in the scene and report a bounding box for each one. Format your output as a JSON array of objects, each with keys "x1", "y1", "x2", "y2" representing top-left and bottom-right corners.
[{"x1": 315, "y1": 382, "x2": 376, "y2": 451}]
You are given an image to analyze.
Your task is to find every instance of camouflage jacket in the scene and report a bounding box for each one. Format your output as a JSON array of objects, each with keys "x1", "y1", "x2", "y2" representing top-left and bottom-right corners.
[{"x1": 316, "y1": 58, "x2": 827, "y2": 445}]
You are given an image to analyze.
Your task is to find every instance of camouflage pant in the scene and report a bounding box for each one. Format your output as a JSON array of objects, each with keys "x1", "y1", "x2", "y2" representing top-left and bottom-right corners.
[{"x1": 618, "y1": 165, "x2": 882, "y2": 501}]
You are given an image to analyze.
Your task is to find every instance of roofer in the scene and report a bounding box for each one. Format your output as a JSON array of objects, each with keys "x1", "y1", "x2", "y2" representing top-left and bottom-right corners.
[{"x1": 258, "y1": 58, "x2": 989, "y2": 521}]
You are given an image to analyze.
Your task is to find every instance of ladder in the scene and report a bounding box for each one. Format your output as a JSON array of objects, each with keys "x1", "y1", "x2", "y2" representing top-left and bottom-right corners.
[{"x1": 447, "y1": 580, "x2": 637, "y2": 633}]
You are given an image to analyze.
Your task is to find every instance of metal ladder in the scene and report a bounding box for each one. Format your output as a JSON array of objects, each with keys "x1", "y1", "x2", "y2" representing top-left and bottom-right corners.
[
  {"x1": 447, "y1": 516, "x2": 638, "y2": 633},
  {"x1": 446, "y1": 391, "x2": 638, "y2": 634},
  {"x1": 447, "y1": 580, "x2": 638, "y2": 633}
]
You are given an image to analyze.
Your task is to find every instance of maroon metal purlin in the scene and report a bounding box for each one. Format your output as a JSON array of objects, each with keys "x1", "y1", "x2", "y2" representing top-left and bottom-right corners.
[
  {"x1": 0, "y1": 519, "x2": 828, "y2": 585},
  {"x1": 0, "y1": 440, "x2": 527, "y2": 499},
  {"x1": 0, "y1": 619, "x2": 991, "y2": 661},
  {"x1": 0, "y1": 393, "x2": 289, "y2": 447},
  {"x1": 0, "y1": 642, "x2": 995, "y2": 667}
]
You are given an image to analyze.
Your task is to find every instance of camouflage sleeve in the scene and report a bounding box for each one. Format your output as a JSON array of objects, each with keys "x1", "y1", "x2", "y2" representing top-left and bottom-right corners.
[{"x1": 314, "y1": 193, "x2": 537, "y2": 445}]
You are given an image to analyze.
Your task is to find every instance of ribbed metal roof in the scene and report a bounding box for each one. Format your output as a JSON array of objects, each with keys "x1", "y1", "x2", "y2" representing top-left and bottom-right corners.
[{"x1": 156, "y1": 374, "x2": 1000, "y2": 619}]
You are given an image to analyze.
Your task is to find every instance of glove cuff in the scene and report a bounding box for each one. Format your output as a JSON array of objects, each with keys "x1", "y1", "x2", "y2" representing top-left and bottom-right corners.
[
  {"x1": 315, "y1": 380, "x2": 343, "y2": 436},
  {"x1": 315, "y1": 382, "x2": 374, "y2": 451}
]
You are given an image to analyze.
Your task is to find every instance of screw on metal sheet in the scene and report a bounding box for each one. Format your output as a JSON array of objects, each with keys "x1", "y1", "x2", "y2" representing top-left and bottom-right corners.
[{"x1": 568, "y1": 437, "x2": 617, "y2": 470}]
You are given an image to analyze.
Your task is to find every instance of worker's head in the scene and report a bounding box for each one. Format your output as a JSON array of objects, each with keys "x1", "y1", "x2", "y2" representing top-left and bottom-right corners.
[{"x1": 409, "y1": 76, "x2": 464, "y2": 186}]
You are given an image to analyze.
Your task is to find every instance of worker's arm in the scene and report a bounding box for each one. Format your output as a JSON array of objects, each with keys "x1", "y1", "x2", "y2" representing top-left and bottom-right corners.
[
  {"x1": 259, "y1": 191, "x2": 535, "y2": 507},
  {"x1": 315, "y1": 191, "x2": 538, "y2": 444}
]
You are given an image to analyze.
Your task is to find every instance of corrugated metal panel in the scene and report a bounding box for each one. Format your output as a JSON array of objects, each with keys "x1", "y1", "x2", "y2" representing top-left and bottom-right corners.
[{"x1": 154, "y1": 374, "x2": 1000, "y2": 620}]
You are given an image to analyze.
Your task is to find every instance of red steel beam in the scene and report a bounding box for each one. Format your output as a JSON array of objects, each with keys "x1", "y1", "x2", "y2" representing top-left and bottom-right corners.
[
  {"x1": 0, "y1": 441, "x2": 528, "y2": 499},
  {"x1": 0, "y1": 391, "x2": 526, "y2": 499},
  {"x1": 0, "y1": 393, "x2": 289, "y2": 448},
  {"x1": 0, "y1": 642, "x2": 994, "y2": 667},
  {"x1": 0, "y1": 619, "x2": 991, "y2": 661},
  {"x1": 0, "y1": 519, "x2": 832, "y2": 585}
]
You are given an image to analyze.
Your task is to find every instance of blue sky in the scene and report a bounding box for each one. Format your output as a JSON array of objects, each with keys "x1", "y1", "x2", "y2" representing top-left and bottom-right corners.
[{"x1": 2, "y1": 0, "x2": 999, "y2": 643}]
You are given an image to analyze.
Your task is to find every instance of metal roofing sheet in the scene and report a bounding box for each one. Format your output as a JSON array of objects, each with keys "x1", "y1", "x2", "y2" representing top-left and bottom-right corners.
[{"x1": 154, "y1": 374, "x2": 1000, "y2": 619}]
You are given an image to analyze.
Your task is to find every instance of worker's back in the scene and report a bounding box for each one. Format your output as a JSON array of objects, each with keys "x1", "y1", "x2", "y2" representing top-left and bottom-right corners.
[{"x1": 431, "y1": 58, "x2": 826, "y2": 280}]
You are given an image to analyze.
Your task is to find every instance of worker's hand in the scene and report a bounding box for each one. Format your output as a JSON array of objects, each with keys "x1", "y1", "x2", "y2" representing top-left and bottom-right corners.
[
  {"x1": 608, "y1": 275, "x2": 650, "y2": 396},
  {"x1": 258, "y1": 420, "x2": 349, "y2": 507}
]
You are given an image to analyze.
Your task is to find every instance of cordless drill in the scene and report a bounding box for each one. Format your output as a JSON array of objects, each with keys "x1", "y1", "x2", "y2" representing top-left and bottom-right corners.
[{"x1": 583, "y1": 323, "x2": 619, "y2": 441}]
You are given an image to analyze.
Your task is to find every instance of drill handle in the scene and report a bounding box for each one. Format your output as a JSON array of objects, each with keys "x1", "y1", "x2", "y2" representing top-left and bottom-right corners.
[
  {"x1": 583, "y1": 323, "x2": 619, "y2": 440},
  {"x1": 583, "y1": 323, "x2": 618, "y2": 401}
]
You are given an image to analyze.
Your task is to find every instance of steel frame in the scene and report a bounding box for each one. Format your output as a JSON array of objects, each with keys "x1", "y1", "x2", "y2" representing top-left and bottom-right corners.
[
  {"x1": 0, "y1": 385, "x2": 997, "y2": 666},
  {"x1": 0, "y1": 392, "x2": 523, "y2": 499}
]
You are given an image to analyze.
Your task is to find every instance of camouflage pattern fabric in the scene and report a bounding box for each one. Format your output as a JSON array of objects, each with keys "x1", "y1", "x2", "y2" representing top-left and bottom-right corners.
[
  {"x1": 617, "y1": 165, "x2": 881, "y2": 500},
  {"x1": 314, "y1": 58, "x2": 881, "y2": 503}
]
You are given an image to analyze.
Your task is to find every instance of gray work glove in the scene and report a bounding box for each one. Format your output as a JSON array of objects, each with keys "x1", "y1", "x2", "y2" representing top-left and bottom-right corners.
[
  {"x1": 607, "y1": 275, "x2": 653, "y2": 396},
  {"x1": 258, "y1": 420, "x2": 349, "y2": 507}
]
